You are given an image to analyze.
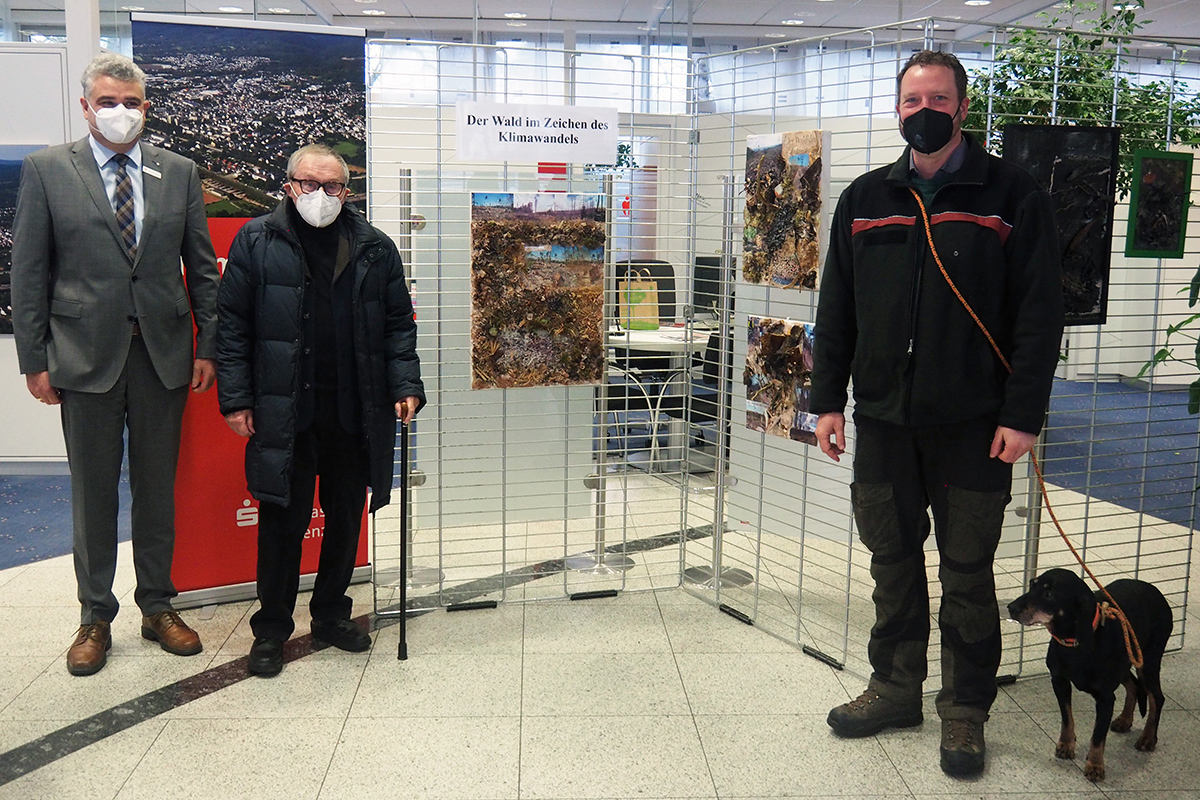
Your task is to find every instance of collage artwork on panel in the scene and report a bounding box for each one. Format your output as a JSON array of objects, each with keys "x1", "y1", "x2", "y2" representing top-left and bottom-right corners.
[
  {"x1": 469, "y1": 192, "x2": 606, "y2": 390},
  {"x1": 744, "y1": 316, "x2": 817, "y2": 445},
  {"x1": 742, "y1": 129, "x2": 828, "y2": 290}
]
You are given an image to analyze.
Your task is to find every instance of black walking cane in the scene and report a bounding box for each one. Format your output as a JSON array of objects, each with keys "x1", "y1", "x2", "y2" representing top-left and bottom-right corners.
[{"x1": 397, "y1": 419, "x2": 409, "y2": 661}]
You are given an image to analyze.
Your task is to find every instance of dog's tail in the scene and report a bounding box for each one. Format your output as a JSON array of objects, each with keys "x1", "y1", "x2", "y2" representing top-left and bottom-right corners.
[{"x1": 1132, "y1": 671, "x2": 1148, "y2": 717}]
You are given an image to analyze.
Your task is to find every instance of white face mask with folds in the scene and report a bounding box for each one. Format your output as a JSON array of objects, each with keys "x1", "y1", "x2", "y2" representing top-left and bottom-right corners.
[
  {"x1": 293, "y1": 188, "x2": 343, "y2": 228},
  {"x1": 89, "y1": 102, "x2": 144, "y2": 145}
]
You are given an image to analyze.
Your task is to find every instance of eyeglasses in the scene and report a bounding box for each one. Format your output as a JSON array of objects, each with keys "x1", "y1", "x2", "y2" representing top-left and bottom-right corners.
[{"x1": 290, "y1": 178, "x2": 346, "y2": 196}]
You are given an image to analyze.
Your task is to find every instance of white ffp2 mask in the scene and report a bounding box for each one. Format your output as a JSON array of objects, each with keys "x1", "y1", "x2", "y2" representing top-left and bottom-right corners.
[
  {"x1": 293, "y1": 189, "x2": 343, "y2": 228},
  {"x1": 89, "y1": 103, "x2": 144, "y2": 145}
]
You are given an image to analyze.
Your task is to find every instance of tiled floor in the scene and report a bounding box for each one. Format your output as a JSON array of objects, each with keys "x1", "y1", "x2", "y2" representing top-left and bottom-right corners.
[{"x1": 1, "y1": 487, "x2": 1199, "y2": 799}]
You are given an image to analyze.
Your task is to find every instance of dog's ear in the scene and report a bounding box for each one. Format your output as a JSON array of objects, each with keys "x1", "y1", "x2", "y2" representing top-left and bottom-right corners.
[{"x1": 1070, "y1": 584, "x2": 1098, "y2": 630}]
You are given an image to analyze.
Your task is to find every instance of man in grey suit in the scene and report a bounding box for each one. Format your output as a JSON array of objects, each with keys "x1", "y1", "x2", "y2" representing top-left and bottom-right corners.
[{"x1": 11, "y1": 53, "x2": 220, "y2": 676}]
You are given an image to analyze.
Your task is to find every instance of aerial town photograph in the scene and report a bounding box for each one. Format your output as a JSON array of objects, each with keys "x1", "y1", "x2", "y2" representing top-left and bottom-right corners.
[{"x1": 132, "y1": 19, "x2": 367, "y2": 217}]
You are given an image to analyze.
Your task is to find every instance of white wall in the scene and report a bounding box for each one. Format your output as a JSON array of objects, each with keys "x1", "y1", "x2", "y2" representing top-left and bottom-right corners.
[{"x1": 1, "y1": 44, "x2": 73, "y2": 471}]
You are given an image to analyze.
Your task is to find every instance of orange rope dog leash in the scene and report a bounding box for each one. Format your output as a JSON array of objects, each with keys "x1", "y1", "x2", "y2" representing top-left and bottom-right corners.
[{"x1": 908, "y1": 187, "x2": 1145, "y2": 669}]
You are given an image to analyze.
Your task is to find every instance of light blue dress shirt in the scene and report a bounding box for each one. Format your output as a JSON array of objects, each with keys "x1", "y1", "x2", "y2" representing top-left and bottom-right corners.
[{"x1": 88, "y1": 135, "x2": 145, "y2": 246}]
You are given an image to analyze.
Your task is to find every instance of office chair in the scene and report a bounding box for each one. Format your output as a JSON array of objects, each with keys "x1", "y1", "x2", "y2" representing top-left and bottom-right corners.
[{"x1": 595, "y1": 363, "x2": 671, "y2": 468}]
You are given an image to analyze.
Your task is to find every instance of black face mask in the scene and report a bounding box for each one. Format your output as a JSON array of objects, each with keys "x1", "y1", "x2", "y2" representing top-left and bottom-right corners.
[{"x1": 901, "y1": 107, "x2": 956, "y2": 154}]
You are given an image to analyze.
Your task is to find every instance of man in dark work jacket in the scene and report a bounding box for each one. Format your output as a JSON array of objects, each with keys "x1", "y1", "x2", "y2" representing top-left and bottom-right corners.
[
  {"x1": 810, "y1": 51, "x2": 1063, "y2": 777},
  {"x1": 216, "y1": 143, "x2": 424, "y2": 677}
]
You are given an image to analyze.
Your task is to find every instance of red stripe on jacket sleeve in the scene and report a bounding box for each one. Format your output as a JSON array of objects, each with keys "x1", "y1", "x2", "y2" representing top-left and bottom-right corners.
[
  {"x1": 851, "y1": 215, "x2": 915, "y2": 235},
  {"x1": 930, "y1": 211, "x2": 1013, "y2": 244}
]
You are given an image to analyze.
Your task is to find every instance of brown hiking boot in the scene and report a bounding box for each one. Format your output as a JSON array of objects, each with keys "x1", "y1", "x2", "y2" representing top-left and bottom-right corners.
[
  {"x1": 940, "y1": 718, "x2": 986, "y2": 777},
  {"x1": 827, "y1": 685, "x2": 923, "y2": 738}
]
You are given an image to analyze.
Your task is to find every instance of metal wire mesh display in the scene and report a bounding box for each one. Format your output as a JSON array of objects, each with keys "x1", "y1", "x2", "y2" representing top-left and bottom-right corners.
[
  {"x1": 365, "y1": 42, "x2": 703, "y2": 613},
  {"x1": 364, "y1": 25, "x2": 1196, "y2": 685},
  {"x1": 689, "y1": 20, "x2": 1197, "y2": 683}
]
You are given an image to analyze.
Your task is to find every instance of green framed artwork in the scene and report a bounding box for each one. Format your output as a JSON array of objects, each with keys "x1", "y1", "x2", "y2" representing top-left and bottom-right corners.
[{"x1": 1125, "y1": 149, "x2": 1194, "y2": 259}]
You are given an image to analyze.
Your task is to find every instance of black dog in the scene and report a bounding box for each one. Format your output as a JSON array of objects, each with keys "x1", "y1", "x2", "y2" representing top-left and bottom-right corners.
[{"x1": 1007, "y1": 568, "x2": 1173, "y2": 782}]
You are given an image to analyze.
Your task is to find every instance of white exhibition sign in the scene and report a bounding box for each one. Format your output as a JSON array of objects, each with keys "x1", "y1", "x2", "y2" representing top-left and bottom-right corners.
[{"x1": 455, "y1": 101, "x2": 619, "y2": 163}]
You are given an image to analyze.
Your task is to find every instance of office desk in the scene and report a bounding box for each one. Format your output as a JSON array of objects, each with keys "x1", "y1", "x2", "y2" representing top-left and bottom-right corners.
[{"x1": 607, "y1": 326, "x2": 704, "y2": 355}]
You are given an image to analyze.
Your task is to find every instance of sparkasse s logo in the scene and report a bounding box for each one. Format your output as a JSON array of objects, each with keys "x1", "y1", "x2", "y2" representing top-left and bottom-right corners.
[{"x1": 236, "y1": 499, "x2": 258, "y2": 527}]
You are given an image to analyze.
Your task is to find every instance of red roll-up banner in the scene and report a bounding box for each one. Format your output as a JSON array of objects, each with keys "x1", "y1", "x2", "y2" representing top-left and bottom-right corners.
[{"x1": 171, "y1": 217, "x2": 367, "y2": 597}]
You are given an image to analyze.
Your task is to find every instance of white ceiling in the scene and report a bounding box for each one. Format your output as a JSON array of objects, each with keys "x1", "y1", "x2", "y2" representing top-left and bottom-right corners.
[
  {"x1": 345, "y1": 0, "x2": 1198, "y2": 43},
  {"x1": 9, "y1": 0, "x2": 1200, "y2": 46}
]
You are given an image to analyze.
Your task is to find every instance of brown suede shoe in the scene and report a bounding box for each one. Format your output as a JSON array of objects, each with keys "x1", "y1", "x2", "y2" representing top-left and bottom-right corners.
[
  {"x1": 67, "y1": 621, "x2": 112, "y2": 676},
  {"x1": 141, "y1": 610, "x2": 203, "y2": 656}
]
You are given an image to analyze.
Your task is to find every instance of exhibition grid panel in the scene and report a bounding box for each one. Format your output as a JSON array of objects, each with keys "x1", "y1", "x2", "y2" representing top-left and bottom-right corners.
[
  {"x1": 690, "y1": 21, "x2": 1197, "y2": 682},
  {"x1": 359, "y1": 21, "x2": 1198, "y2": 685},
  {"x1": 366, "y1": 42, "x2": 702, "y2": 610}
]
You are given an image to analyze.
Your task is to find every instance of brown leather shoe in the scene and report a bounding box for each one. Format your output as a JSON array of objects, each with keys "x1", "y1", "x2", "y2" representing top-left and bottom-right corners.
[
  {"x1": 67, "y1": 621, "x2": 112, "y2": 676},
  {"x1": 141, "y1": 610, "x2": 203, "y2": 656}
]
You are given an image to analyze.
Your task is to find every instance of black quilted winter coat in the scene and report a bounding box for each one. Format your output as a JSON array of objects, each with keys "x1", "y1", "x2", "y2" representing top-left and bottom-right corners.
[{"x1": 216, "y1": 200, "x2": 424, "y2": 512}]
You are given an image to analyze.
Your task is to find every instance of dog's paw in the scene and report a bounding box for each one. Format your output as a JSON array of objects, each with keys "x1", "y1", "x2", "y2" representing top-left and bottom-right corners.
[
  {"x1": 1084, "y1": 760, "x2": 1106, "y2": 782},
  {"x1": 1111, "y1": 717, "x2": 1133, "y2": 733},
  {"x1": 1135, "y1": 733, "x2": 1157, "y2": 752},
  {"x1": 1055, "y1": 741, "x2": 1076, "y2": 760}
]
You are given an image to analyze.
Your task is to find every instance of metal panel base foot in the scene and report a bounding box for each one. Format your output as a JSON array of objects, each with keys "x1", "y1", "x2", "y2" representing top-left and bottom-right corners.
[
  {"x1": 564, "y1": 550, "x2": 636, "y2": 574},
  {"x1": 683, "y1": 565, "x2": 754, "y2": 588}
]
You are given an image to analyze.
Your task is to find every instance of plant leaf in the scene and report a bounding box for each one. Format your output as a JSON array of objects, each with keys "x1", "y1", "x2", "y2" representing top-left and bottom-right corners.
[{"x1": 1138, "y1": 348, "x2": 1172, "y2": 377}]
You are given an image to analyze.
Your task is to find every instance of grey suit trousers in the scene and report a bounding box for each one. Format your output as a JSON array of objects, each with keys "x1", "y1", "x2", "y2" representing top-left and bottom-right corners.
[{"x1": 61, "y1": 335, "x2": 188, "y2": 624}]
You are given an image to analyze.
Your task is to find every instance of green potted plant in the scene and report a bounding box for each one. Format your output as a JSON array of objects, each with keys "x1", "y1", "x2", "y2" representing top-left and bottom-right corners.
[
  {"x1": 965, "y1": 0, "x2": 1200, "y2": 195},
  {"x1": 965, "y1": 0, "x2": 1199, "y2": 410}
]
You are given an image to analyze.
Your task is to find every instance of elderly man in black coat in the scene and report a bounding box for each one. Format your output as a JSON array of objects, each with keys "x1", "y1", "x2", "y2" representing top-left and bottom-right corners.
[{"x1": 217, "y1": 143, "x2": 424, "y2": 676}]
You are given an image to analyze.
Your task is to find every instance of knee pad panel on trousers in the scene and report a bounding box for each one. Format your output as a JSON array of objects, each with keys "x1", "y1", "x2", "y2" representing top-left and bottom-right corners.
[
  {"x1": 939, "y1": 573, "x2": 1001, "y2": 644},
  {"x1": 852, "y1": 482, "x2": 906, "y2": 563},
  {"x1": 941, "y1": 486, "x2": 1008, "y2": 572}
]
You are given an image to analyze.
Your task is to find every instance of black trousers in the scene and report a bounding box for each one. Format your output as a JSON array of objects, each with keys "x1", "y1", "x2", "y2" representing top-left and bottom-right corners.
[
  {"x1": 852, "y1": 414, "x2": 1013, "y2": 722},
  {"x1": 250, "y1": 394, "x2": 369, "y2": 641}
]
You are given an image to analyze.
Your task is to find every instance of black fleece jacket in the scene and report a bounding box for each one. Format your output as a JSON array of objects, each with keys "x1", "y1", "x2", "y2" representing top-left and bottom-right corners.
[{"x1": 810, "y1": 133, "x2": 1064, "y2": 434}]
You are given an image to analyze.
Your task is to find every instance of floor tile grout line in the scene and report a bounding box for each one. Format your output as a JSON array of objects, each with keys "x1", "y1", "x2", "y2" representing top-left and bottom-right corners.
[
  {"x1": 0, "y1": 524, "x2": 704, "y2": 789},
  {"x1": 312, "y1": 639, "x2": 370, "y2": 800},
  {"x1": 107, "y1": 714, "x2": 171, "y2": 800},
  {"x1": 0, "y1": 650, "x2": 58, "y2": 719},
  {"x1": 658, "y1": 589, "x2": 723, "y2": 800}
]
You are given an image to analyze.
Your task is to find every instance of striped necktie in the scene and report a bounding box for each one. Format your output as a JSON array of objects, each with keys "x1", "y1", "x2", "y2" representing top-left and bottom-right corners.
[{"x1": 110, "y1": 153, "x2": 137, "y2": 256}]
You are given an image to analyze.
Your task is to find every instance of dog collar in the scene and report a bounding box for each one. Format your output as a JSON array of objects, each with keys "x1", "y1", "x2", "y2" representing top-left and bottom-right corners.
[{"x1": 1050, "y1": 603, "x2": 1104, "y2": 648}]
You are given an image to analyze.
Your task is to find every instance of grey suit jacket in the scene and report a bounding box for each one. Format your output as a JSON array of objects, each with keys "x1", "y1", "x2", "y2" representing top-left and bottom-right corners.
[{"x1": 11, "y1": 137, "x2": 220, "y2": 393}]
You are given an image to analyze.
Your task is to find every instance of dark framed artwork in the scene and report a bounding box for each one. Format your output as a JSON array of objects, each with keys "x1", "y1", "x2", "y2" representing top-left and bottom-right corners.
[
  {"x1": 1003, "y1": 125, "x2": 1119, "y2": 327},
  {"x1": 1125, "y1": 149, "x2": 1194, "y2": 259}
]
